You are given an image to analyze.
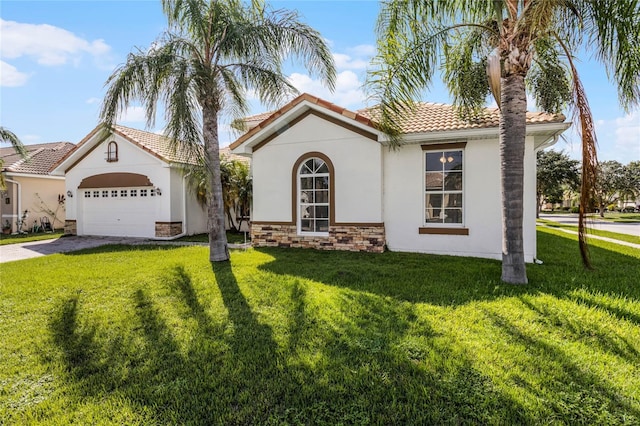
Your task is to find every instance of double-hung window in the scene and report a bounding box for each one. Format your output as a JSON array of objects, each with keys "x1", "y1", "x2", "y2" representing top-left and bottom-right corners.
[{"x1": 423, "y1": 143, "x2": 466, "y2": 231}]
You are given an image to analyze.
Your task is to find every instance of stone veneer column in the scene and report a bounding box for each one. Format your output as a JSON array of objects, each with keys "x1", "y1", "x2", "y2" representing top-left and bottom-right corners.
[
  {"x1": 64, "y1": 220, "x2": 77, "y2": 235},
  {"x1": 251, "y1": 223, "x2": 385, "y2": 253}
]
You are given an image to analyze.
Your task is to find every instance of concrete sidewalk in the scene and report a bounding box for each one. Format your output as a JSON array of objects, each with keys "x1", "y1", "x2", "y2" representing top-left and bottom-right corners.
[
  {"x1": 537, "y1": 224, "x2": 640, "y2": 250},
  {"x1": 0, "y1": 236, "x2": 250, "y2": 263}
]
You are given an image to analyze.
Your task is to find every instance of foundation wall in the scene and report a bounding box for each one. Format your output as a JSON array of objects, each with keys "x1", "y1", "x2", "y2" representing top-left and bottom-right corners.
[{"x1": 251, "y1": 223, "x2": 385, "y2": 253}]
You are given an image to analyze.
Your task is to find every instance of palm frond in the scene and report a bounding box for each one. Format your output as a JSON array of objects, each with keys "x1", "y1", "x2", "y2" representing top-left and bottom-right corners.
[{"x1": 526, "y1": 38, "x2": 571, "y2": 114}]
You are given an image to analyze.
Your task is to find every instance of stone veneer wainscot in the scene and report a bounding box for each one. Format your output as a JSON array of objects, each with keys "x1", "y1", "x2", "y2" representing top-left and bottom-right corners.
[
  {"x1": 155, "y1": 221, "x2": 183, "y2": 237},
  {"x1": 251, "y1": 223, "x2": 385, "y2": 253}
]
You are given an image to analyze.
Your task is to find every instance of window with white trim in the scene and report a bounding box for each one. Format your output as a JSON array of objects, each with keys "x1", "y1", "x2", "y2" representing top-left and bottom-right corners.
[
  {"x1": 298, "y1": 158, "x2": 330, "y2": 234},
  {"x1": 424, "y1": 148, "x2": 463, "y2": 225}
]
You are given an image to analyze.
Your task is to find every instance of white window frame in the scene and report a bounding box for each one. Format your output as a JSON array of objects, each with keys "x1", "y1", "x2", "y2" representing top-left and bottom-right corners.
[
  {"x1": 423, "y1": 145, "x2": 465, "y2": 228},
  {"x1": 297, "y1": 158, "x2": 330, "y2": 237}
]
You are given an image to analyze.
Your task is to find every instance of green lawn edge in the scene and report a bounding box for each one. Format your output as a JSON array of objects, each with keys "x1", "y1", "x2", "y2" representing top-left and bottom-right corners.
[{"x1": 537, "y1": 219, "x2": 640, "y2": 245}]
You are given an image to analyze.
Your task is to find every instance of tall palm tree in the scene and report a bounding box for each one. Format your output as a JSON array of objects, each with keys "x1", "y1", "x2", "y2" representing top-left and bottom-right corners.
[
  {"x1": 368, "y1": 0, "x2": 639, "y2": 283},
  {"x1": 0, "y1": 126, "x2": 27, "y2": 190},
  {"x1": 100, "y1": 0, "x2": 335, "y2": 262}
]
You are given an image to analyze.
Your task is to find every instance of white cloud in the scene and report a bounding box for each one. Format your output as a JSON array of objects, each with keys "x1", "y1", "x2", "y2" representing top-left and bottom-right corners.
[
  {"x1": 0, "y1": 60, "x2": 29, "y2": 87},
  {"x1": 85, "y1": 97, "x2": 101, "y2": 105},
  {"x1": 118, "y1": 106, "x2": 147, "y2": 123},
  {"x1": 0, "y1": 18, "x2": 112, "y2": 71},
  {"x1": 333, "y1": 53, "x2": 369, "y2": 70},
  {"x1": 346, "y1": 44, "x2": 376, "y2": 57},
  {"x1": 613, "y1": 111, "x2": 640, "y2": 158},
  {"x1": 288, "y1": 70, "x2": 366, "y2": 108},
  {"x1": 564, "y1": 111, "x2": 640, "y2": 163}
]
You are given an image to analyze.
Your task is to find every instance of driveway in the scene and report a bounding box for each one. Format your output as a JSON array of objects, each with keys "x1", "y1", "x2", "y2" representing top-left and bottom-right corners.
[
  {"x1": 0, "y1": 236, "x2": 249, "y2": 263},
  {"x1": 0, "y1": 236, "x2": 150, "y2": 263},
  {"x1": 539, "y1": 214, "x2": 639, "y2": 237}
]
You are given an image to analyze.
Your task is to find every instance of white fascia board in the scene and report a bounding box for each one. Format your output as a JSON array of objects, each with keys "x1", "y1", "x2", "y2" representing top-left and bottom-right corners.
[
  {"x1": 233, "y1": 100, "x2": 382, "y2": 154},
  {"x1": 4, "y1": 172, "x2": 65, "y2": 180},
  {"x1": 391, "y1": 121, "x2": 570, "y2": 145}
]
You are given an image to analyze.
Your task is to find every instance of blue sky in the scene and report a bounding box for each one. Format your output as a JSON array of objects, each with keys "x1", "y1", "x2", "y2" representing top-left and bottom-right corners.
[{"x1": 1, "y1": 0, "x2": 638, "y2": 163}]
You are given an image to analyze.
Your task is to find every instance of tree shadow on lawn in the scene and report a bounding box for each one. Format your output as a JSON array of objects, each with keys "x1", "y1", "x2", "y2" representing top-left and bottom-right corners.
[
  {"x1": 43, "y1": 262, "x2": 529, "y2": 425},
  {"x1": 256, "y1": 230, "x2": 640, "y2": 306},
  {"x1": 482, "y1": 307, "x2": 640, "y2": 423}
]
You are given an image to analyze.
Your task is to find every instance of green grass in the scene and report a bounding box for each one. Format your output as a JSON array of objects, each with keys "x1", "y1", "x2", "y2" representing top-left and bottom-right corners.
[
  {"x1": 537, "y1": 219, "x2": 640, "y2": 245},
  {"x1": 1, "y1": 229, "x2": 639, "y2": 424},
  {"x1": 177, "y1": 230, "x2": 250, "y2": 244},
  {"x1": 0, "y1": 230, "x2": 64, "y2": 246},
  {"x1": 594, "y1": 213, "x2": 640, "y2": 223}
]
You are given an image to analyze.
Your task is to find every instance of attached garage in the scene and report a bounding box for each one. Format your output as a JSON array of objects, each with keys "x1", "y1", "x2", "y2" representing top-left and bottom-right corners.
[
  {"x1": 51, "y1": 125, "x2": 209, "y2": 239},
  {"x1": 77, "y1": 173, "x2": 157, "y2": 237}
]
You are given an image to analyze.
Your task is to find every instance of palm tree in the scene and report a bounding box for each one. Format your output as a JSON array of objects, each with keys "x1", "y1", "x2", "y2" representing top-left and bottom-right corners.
[
  {"x1": 100, "y1": 0, "x2": 335, "y2": 262},
  {"x1": 368, "y1": 0, "x2": 639, "y2": 283},
  {"x1": 0, "y1": 126, "x2": 27, "y2": 190}
]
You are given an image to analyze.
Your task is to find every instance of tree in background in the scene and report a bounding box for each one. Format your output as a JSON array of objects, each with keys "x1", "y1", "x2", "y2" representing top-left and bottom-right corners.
[
  {"x1": 183, "y1": 156, "x2": 252, "y2": 234},
  {"x1": 368, "y1": 0, "x2": 640, "y2": 282},
  {"x1": 536, "y1": 150, "x2": 579, "y2": 217},
  {"x1": 594, "y1": 160, "x2": 626, "y2": 217},
  {"x1": 100, "y1": 0, "x2": 335, "y2": 262},
  {"x1": 620, "y1": 161, "x2": 640, "y2": 208},
  {"x1": 0, "y1": 126, "x2": 26, "y2": 190}
]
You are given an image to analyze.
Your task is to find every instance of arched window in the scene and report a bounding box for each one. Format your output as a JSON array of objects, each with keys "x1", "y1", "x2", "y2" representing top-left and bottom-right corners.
[
  {"x1": 107, "y1": 141, "x2": 118, "y2": 162},
  {"x1": 298, "y1": 156, "x2": 330, "y2": 235}
]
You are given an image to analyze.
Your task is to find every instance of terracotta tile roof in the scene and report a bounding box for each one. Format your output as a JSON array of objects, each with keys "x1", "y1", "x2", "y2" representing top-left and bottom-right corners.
[
  {"x1": 229, "y1": 93, "x2": 375, "y2": 149},
  {"x1": 230, "y1": 94, "x2": 566, "y2": 150},
  {"x1": 357, "y1": 103, "x2": 565, "y2": 134},
  {"x1": 2, "y1": 142, "x2": 75, "y2": 175},
  {"x1": 220, "y1": 146, "x2": 249, "y2": 164},
  {"x1": 113, "y1": 125, "x2": 202, "y2": 165}
]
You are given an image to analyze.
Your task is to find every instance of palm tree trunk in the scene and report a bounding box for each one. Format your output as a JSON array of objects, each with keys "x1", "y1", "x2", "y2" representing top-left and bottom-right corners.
[
  {"x1": 500, "y1": 73, "x2": 528, "y2": 284},
  {"x1": 203, "y1": 102, "x2": 230, "y2": 262}
]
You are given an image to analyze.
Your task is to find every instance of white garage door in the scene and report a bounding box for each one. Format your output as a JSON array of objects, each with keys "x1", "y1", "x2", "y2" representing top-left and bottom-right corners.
[{"x1": 81, "y1": 188, "x2": 156, "y2": 237}]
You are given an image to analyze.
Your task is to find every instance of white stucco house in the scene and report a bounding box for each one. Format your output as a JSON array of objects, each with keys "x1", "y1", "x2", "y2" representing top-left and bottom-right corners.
[
  {"x1": 1, "y1": 142, "x2": 75, "y2": 233},
  {"x1": 231, "y1": 93, "x2": 569, "y2": 262},
  {"x1": 51, "y1": 125, "x2": 210, "y2": 239}
]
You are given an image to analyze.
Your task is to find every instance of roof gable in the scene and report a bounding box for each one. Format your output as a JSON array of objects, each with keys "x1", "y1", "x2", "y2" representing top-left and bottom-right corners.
[
  {"x1": 229, "y1": 93, "x2": 379, "y2": 152},
  {"x1": 52, "y1": 124, "x2": 203, "y2": 174}
]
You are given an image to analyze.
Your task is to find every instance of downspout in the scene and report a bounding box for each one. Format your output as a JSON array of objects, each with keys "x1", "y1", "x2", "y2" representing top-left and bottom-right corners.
[
  {"x1": 153, "y1": 171, "x2": 190, "y2": 240},
  {"x1": 5, "y1": 178, "x2": 21, "y2": 233}
]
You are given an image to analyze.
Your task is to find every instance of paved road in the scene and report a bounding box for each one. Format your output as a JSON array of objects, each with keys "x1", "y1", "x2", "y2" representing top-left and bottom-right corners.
[{"x1": 539, "y1": 214, "x2": 639, "y2": 237}]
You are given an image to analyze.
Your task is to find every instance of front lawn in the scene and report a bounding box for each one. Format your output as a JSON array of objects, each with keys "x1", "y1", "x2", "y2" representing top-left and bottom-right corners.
[{"x1": 1, "y1": 229, "x2": 639, "y2": 424}]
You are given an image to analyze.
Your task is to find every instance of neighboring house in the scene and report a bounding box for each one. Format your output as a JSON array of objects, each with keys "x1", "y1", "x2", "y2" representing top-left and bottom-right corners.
[
  {"x1": 231, "y1": 93, "x2": 569, "y2": 262},
  {"x1": 1, "y1": 142, "x2": 75, "y2": 233},
  {"x1": 51, "y1": 125, "x2": 210, "y2": 239}
]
